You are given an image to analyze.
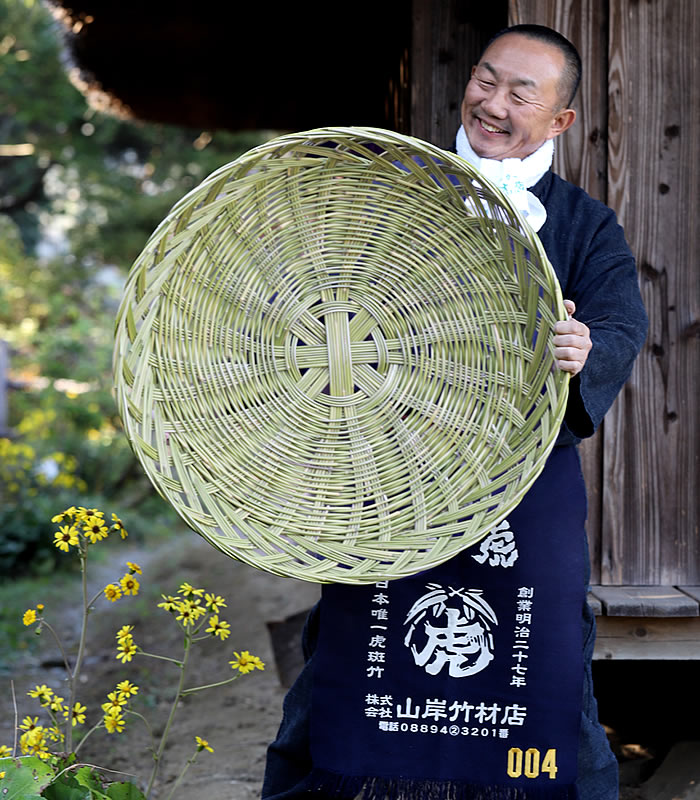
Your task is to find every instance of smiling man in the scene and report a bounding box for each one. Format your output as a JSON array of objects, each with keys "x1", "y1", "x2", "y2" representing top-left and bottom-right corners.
[{"x1": 261, "y1": 25, "x2": 648, "y2": 800}]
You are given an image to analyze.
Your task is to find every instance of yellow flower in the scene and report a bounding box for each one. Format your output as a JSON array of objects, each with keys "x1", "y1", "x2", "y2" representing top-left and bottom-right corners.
[
  {"x1": 119, "y1": 574, "x2": 140, "y2": 596},
  {"x1": 115, "y1": 624, "x2": 134, "y2": 643},
  {"x1": 54, "y1": 525, "x2": 79, "y2": 551},
  {"x1": 104, "y1": 583, "x2": 122, "y2": 602},
  {"x1": 116, "y1": 680, "x2": 139, "y2": 698},
  {"x1": 103, "y1": 713, "x2": 125, "y2": 734},
  {"x1": 28, "y1": 684, "x2": 53, "y2": 704},
  {"x1": 179, "y1": 582, "x2": 204, "y2": 598},
  {"x1": 83, "y1": 515, "x2": 109, "y2": 543},
  {"x1": 126, "y1": 561, "x2": 142, "y2": 574},
  {"x1": 157, "y1": 594, "x2": 180, "y2": 611},
  {"x1": 111, "y1": 513, "x2": 128, "y2": 538},
  {"x1": 206, "y1": 615, "x2": 231, "y2": 641},
  {"x1": 116, "y1": 641, "x2": 137, "y2": 663},
  {"x1": 205, "y1": 593, "x2": 227, "y2": 613},
  {"x1": 229, "y1": 650, "x2": 265, "y2": 674},
  {"x1": 47, "y1": 726, "x2": 63, "y2": 743},
  {"x1": 101, "y1": 691, "x2": 127, "y2": 714},
  {"x1": 19, "y1": 716, "x2": 40, "y2": 732},
  {"x1": 175, "y1": 601, "x2": 197, "y2": 626},
  {"x1": 22, "y1": 609, "x2": 37, "y2": 626},
  {"x1": 64, "y1": 702, "x2": 87, "y2": 726},
  {"x1": 191, "y1": 601, "x2": 207, "y2": 620},
  {"x1": 37, "y1": 603, "x2": 44, "y2": 611},
  {"x1": 0, "y1": 771, "x2": 5, "y2": 779},
  {"x1": 0, "y1": 744, "x2": 11, "y2": 757},
  {"x1": 195, "y1": 735, "x2": 214, "y2": 753},
  {"x1": 20, "y1": 726, "x2": 49, "y2": 759},
  {"x1": 48, "y1": 695, "x2": 65, "y2": 713}
]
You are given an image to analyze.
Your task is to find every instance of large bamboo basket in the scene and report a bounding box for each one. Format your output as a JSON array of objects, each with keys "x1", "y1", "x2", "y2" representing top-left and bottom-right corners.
[{"x1": 113, "y1": 127, "x2": 568, "y2": 584}]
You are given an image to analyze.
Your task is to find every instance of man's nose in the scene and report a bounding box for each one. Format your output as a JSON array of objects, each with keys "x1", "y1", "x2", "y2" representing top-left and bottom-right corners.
[{"x1": 481, "y1": 87, "x2": 509, "y2": 119}]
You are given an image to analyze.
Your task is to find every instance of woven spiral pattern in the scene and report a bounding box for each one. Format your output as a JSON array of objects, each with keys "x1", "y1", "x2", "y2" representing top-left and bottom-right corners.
[{"x1": 113, "y1": 127, "x2": 569, "y2": 584}]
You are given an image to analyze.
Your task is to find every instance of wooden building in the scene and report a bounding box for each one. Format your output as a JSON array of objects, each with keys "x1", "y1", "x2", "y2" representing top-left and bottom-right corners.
[{"x1": 52, "y1": 0, "x2": 699, "y2": 658}]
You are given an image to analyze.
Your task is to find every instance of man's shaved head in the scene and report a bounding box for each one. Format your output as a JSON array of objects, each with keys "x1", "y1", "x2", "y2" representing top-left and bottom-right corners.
[{"x1": 484, "y1": 24, "x2": 582, "y2": 108}]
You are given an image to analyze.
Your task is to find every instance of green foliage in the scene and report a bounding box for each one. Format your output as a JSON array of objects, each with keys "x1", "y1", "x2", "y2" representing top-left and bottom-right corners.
[
  {"x1": 0, "y1": 0, "x2": 271, "y2": 572},
  {"x1": 0, "y1": 755, "x2": 54, "y2": 798}
]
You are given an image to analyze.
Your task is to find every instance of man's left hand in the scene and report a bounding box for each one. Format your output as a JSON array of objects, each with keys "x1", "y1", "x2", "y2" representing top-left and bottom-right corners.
[{"x1": 553, "y1": 300, "x2": 591, "y2": 376}]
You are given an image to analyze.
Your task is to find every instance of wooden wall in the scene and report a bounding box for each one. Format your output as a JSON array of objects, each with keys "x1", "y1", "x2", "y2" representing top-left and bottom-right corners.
[{"x1": 411, "y1": 0, "x2": 699, "y2": 586}]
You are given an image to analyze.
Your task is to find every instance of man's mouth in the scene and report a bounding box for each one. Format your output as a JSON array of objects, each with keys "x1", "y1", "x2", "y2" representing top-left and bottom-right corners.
[{"x1": 477, "y1": 118, "x2": 508, "y2": 134}]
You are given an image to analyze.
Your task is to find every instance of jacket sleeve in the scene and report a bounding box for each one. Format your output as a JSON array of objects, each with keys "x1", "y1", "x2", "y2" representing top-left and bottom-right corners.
[{"x1": 559, "y1": 209, "x2": 648, "y2": 442}]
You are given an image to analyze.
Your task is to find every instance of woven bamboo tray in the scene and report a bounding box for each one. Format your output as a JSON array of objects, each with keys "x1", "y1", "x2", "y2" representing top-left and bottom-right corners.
[{"x1": 113, "y1": 127, "x2": 569, "y2": 584}]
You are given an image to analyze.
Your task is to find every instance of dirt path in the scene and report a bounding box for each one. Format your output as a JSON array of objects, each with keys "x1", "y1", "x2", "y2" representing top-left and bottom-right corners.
[{"x1": 1, "y1": 532, "x2": 320, "y2": 800}]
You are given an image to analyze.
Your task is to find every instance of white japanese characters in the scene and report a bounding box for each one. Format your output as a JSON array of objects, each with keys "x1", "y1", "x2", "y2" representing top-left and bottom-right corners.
[
  {"x1": 367, "y1": 581, "x2": 390, "y2": 678},
  {"x1": 510, "y1": 586, "x2": 535, "y2": 688},
  {"x1": 472, "y1": 520, "x2": 519, "y2": 567},
  {"x1": 403, "y1": 584, "x2": 498, "y2": 677}
]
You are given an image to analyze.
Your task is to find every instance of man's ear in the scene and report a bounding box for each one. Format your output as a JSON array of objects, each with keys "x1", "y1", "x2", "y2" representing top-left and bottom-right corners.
[{"x1": 547, "y1": 108, "x2": 577, "y2": 140}]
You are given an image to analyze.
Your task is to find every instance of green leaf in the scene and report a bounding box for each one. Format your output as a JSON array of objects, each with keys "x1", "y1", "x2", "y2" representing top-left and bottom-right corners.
[
  {"x1": 105, "y1": 783, "x2": 147, "y2": 800},
  {"x1": 0, "y1": 755, "x2": 54, "y2": 798},
  {"x1": 73, "y1": 767, "x2": 103, "y2": 793},
  {"x1": 42, "y1": 772, "x2": 91, "y2": 800}
]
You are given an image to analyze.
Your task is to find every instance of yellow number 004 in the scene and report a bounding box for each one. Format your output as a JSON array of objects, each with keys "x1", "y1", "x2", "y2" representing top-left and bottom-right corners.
[{"x1": 507, "y1": 748, "x2": 558, "y2": 780}]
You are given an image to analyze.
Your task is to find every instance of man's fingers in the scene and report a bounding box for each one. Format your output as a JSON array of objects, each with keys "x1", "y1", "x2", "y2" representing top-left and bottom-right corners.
[
  {"x1": 554, "y1": 319, "x2": 587, "y2": 335},
  {"x1": 553, "y1": 333, "x2": 589, "y2": 348},
  {"x1": 554, "y1": 346, "x2": 586, "y2": 361}
]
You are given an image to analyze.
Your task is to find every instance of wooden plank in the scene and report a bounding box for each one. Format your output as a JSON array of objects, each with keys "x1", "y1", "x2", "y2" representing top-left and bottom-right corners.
[
  {"x1": 508, "y1": 0, "x2": 609, "y2": 582},
  {"x1": 593, "y1": 616, "x2": 700, "y2": 660},
  {"x1": 586, "y1": 590, "x2": 602, "y2": 616},
  {"x1": 603, "y1": 0, "x2": 700, "y2": 584},
  {"x1": 590, "y1": 585, "x2": 699, "y2": 618},
  {"x1": 679, "y1": 587, "x2": 700, "y2": 604},
  {"x1": 410, "y1": 0, "x2": 433, "y2": 143}
]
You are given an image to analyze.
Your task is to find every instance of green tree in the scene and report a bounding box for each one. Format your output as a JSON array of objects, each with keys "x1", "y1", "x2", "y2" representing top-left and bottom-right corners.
[{"x1": 0, "y1": 0, "x2": 270, "y2": 572}]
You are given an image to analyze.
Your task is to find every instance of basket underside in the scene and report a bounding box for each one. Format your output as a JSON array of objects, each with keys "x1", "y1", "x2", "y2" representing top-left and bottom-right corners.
[{"x1": 113, "y1": 127, "x2": 568, "y2": 584}]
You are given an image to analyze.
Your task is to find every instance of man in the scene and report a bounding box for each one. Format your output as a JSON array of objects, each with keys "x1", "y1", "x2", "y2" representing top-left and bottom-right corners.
[{"x1": 262, "y1": 25, "x2": 647, "y2": 800}]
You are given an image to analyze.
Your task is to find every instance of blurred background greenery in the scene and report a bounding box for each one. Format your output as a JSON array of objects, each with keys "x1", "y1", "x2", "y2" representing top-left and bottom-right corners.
[{"x1": 0, "y1": 0, "x2": 270, "y2": 576}]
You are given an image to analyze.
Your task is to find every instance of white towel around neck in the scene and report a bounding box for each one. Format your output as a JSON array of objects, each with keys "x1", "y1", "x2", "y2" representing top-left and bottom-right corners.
[{"x1": 455, "y1": 125, "x2": 553, "y2": 231}]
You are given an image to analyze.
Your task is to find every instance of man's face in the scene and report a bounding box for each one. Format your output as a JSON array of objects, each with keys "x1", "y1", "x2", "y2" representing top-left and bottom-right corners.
[{"x1": 461, "y1": 33, "x2": 573, "y2": 160}]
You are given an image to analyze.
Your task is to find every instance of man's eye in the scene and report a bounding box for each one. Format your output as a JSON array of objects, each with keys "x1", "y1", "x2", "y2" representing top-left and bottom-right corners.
[
  {"x1": 478, "y1": 79, "x2": 495, "y2": 87},
  {"x1": 512, "y1": 94, "x2": 526, "y2": 104}
]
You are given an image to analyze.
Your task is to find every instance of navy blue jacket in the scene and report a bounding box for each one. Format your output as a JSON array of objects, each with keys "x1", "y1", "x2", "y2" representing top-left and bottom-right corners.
[{"x1": 531, "y1": 171, "x2": 648, "y2": 445}]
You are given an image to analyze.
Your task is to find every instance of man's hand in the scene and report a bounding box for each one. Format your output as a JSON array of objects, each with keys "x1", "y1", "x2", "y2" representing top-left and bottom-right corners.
[{"x1": 553, "y1": 300, "x2": 591, "y2": 376}]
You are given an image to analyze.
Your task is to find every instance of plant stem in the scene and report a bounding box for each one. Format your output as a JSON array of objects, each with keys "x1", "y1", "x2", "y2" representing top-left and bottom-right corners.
[
  {"x1": 126, "y1": 709, "x2": 158, "y2": 756},
  {"x1": 180, "y1": 674, "x2": 239, "y2": 695},
  {"x1": 66, "y1": 550, "x2": 90, "y2": 752},
  {"x1": 145, "y1": 635, "x2": 191, "y2": 799},
  {"x1": 137, "y1": 651, "x2": 183, "y2": 666},
  {"x1": 73, "y1": 720, "x2": 102, "y2": 755},
  {"x1": 10, "y1": 680, "x2": 18, "y2": 757},
  {"x1": 164, "y1": 753, "x2": 197, "y2": 800},
  {"x1": 40, "y1": 620, "x2": 73, "y2": 676}
]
